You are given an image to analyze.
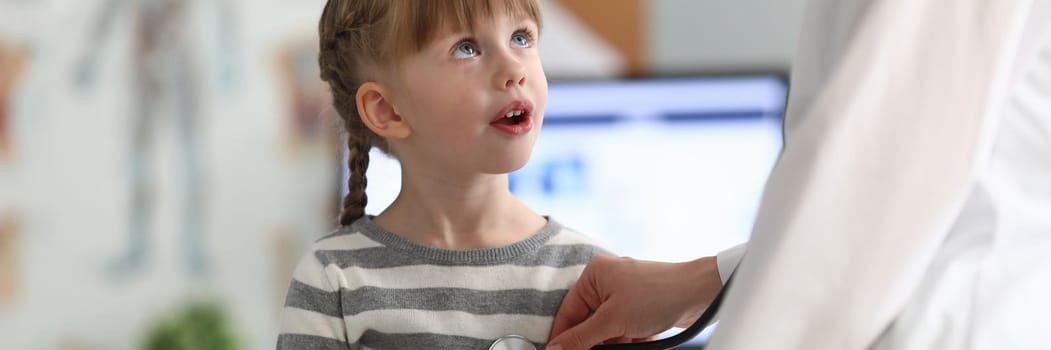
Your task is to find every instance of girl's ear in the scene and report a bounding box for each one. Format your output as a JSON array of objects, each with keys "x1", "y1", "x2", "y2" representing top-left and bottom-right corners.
[{"x1": 356, "y1": 81, "x2": 411, "y2": 139}]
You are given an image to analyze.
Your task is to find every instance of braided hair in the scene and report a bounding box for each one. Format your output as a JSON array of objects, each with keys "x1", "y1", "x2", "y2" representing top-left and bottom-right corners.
[{"x1": 318, "y1": 0, "x2": 391, "y2": 226}]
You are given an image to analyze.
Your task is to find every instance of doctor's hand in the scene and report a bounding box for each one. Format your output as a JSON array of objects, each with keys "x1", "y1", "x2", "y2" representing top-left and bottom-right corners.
[{"x1": 546, "y1": 255, "x2": 724, "y2": 350}]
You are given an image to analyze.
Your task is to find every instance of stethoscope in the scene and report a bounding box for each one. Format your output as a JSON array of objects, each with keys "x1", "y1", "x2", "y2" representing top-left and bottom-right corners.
[{"x1": 489, "y1": 274, "x2": 735, "y2": 350}]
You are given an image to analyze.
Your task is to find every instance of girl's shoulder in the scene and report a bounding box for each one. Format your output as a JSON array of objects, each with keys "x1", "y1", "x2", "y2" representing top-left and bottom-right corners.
[
  {"x1": 300, "y1": 221, "x2": 391, "y2": 269},
  {"x1": 543, "y1": 218, "x2": 615, "y2": 257},
  {"x1": 311, "y1": 224, "x2": 385, "y2": 251}
]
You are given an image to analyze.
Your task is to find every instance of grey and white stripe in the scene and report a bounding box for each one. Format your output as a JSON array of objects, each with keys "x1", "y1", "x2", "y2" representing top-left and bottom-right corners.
[{"x1": 278, "y1": 216, "x2": 611, "y2": 349}]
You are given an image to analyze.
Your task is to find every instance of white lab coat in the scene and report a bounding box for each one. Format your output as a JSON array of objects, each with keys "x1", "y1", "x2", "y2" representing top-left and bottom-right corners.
[{"x1": 707, "y1": 0, "x2": 1051, "y2": 349}]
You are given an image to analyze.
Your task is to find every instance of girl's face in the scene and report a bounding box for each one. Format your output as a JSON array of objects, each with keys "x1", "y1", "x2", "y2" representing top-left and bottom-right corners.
[{"x1": 389, "y1": 4, "x2": 547, "y2": 178}]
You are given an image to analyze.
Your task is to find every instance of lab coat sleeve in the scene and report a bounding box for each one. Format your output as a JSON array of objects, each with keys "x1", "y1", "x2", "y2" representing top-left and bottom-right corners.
[
  {"x1": 705, "y1": 0, "x2": 1037, "y2": 349},
  {"x1": 715, "y1": 243, "x2": 746, "y2": 284}
]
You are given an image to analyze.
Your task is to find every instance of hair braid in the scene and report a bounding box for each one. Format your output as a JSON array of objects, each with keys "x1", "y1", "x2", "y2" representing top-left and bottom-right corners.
[
  {"x1": 318, "y1": 0, "x2": 390, "y2": 226},
  {"x1": 340, "y1": 139, "x2": 371, "y2": 225}
]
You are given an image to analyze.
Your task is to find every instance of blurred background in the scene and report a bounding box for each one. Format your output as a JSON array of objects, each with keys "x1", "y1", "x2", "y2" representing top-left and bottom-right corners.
[{"x1": 0, "y1": 0, "x2": 803, "y2": 348}]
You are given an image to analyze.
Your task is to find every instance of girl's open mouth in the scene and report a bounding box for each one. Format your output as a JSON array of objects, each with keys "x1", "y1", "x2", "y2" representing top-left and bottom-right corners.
[
  {"x1": 490, "y1": 100, "x2": 534, "y2": 136},
  {"x1": 493, "y1": 109, "x2": 527, "y2": 125}
]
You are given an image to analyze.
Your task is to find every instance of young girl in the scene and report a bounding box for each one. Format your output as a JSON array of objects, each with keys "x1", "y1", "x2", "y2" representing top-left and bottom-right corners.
[{"x1": 277, "y1": 0, "x2": 611, "y2": 348}]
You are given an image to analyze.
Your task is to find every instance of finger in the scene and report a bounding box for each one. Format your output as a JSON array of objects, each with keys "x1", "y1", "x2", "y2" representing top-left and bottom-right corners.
[
  {"x1": 547, "y1": 309, "x2": 621, "y2": 350},
  {"x1": 634, "y1": 335, "x2": 659, "y2": 342},
  {"x1": 608, "y1": 333, "x2": 659, "y2": 344},
  {"x1": 549, "y1": 274, "x2": 598, "y2": 339}
]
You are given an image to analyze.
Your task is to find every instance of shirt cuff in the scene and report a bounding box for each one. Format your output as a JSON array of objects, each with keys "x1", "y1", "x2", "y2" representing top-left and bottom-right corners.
[{"x1": 715, "y1": 243, "x2": 747, "y2": 284}]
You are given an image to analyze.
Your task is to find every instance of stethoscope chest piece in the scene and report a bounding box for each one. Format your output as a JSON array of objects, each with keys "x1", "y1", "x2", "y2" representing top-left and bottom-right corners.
[{"x1": 490, "y1": 335, "x2": 538, "y2": 350}]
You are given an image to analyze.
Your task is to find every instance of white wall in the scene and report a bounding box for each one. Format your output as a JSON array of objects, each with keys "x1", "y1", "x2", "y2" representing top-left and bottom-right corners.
[{"x1": 650, "y1": 0, "x2": 806, "y2": 74}]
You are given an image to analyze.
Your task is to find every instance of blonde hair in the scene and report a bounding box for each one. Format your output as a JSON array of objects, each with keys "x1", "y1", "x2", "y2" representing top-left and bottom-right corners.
[{"x1": 318, "y1": 0, "x2": 542, "y2": 226}]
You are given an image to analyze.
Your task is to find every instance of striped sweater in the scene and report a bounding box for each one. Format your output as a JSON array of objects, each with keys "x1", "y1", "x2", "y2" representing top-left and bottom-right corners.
[{"x1": 277, "y1": 216, "x2": 611, "y2": 349}]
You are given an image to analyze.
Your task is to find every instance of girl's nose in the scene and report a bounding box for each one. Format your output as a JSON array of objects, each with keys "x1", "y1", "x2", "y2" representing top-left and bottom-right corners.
[{"x1": 495, "y1": 54, "x2": 527, "y2": 90}]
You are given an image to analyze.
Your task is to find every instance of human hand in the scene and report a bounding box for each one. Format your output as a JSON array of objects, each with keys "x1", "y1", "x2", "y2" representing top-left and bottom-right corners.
[{"x1": 546, "y1": 255, "x2": 724, "y2": 350}]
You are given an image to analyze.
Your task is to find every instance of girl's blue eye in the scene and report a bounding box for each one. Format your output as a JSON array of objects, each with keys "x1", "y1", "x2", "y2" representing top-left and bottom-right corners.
[
  {"x1": 511, "y1": 32, "x2": 531, "y2": 48},
  {"x1": 453, "y1": 41, "x2": 479, "y2": 59}
]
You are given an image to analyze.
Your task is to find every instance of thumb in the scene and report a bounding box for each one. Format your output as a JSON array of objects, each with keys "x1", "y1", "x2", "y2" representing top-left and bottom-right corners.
[
  {"x1": 547, "y1": 309, "x2": 620, "y2": 350},
  {"x1": 549, "y1": 279, "x2": 593, "y2": 340}
]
